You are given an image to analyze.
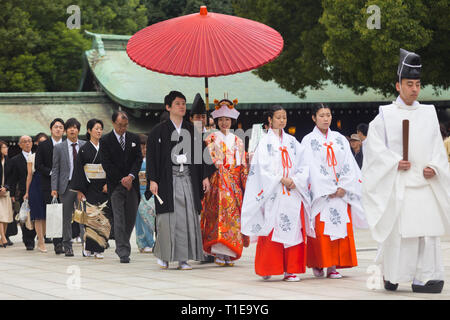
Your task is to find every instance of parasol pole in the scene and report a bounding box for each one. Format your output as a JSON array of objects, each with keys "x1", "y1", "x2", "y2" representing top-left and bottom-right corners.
[{"x1": 205, "y1": 77, "x2": 210, "y2": 111}]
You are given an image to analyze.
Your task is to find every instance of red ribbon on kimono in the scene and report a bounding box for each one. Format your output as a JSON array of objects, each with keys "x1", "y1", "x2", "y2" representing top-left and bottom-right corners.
[
  {"x1": 324, "y1": 142, "x2": 338, "y2": 182},
  {"x1": 280, "y1": 146, "x2": 292, "y2": 195}
]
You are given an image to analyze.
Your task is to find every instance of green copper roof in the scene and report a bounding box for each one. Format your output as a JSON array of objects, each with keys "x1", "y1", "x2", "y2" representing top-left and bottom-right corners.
[
  {"x1": 0, "y1": 92, "x2": 150, "y2": 140},
  {"x1": 83, "y1": 31, "x2": 450, "y2": 110}
]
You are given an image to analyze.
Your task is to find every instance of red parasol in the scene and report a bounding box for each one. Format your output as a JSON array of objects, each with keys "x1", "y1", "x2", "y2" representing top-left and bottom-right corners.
[{"x1": 126, "y1": 6, "x2": 284, "y2": 109}]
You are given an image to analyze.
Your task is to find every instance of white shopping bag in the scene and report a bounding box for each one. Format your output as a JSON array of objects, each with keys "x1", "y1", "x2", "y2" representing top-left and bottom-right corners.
[{"x1": 46, "y1": 197, "x2": 63, "y2": 238}]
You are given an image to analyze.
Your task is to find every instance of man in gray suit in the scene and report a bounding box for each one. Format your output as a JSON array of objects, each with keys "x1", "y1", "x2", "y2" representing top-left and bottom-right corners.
[{"x1": 51, "y1": 118, "x2": 85, "y2": 257}]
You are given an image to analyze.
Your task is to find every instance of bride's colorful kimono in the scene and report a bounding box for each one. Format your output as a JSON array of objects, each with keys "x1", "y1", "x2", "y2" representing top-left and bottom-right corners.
[{"x1": 201, "y1": 131, "x2": 248, "y2": 261}]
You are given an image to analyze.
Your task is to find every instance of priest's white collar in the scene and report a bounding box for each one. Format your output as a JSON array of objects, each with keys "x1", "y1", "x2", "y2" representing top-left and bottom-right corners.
[{"x1": 394, "y1": 96, "x2": 420, "y2": 110}]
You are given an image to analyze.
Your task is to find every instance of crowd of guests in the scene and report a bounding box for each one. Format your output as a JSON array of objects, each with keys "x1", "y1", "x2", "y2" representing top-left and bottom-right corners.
[
  {"x1": 0, "y1": 87, "x2": 449, "y2": 290},
  {"x1": 0, "y1": 92, "x2": 367, "y2": 273}
]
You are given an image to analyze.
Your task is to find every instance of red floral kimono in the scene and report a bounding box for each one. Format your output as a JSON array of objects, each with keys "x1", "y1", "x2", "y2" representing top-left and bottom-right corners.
[{"x1": 201, "y1": 131, "x2": 248, "y2": 260}]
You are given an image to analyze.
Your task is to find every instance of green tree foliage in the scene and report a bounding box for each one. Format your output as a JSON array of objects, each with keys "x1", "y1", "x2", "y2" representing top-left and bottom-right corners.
[
  {"x1": 81, "y1": 0, "x2": 148, "y2": 35},
  {"x1": 232, "y1": 0, "x2": 329, "y2": 98},
  {"x1": 321, "y1": 0, "x2": 448, "y2": 95},
  {"x1": 233, "y1": 0, "x2": 449, "y2": 97},
  {"x1": 143, "y1": 0, "x2": 234, "y2": 24},
  {"x1": 0, "y1": 0, "x2": 147, "y2": 92},
  {"x1": 1, "y1": 0, "x2": 234, "y2": 92}
]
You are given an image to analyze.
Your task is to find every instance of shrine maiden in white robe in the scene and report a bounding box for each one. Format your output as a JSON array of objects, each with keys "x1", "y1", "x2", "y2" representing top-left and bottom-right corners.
[
  {"x1": 241, "y1": 129, "x2": 312, "y2": 247},
  {"x1": 301, "y1": 127, "x2": 368, "y2": 241},
  {"x1": 362, "y1": 97, "x2": 450, "y2": 284}
]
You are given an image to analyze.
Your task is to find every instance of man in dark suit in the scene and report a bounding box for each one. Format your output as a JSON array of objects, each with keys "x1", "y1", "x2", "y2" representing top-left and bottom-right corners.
[
  {"x1": 35, "y1": 118, "x2": 65, "y2": 254},
  {"x1": 9, "y1": 135, "x2": 37, "y2": 250},
  {"x1": 100, "y1": 110, "x2": 142, "y2": 263}
]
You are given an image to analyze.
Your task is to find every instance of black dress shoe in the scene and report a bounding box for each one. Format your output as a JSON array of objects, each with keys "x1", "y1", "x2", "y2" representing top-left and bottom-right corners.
[
  {"x1": 120, "y1": 257, "x2": 130, "y2": 263},
  {"x1": 26, "y1": 245, "x2": 34, "y2": 251},
  {"x1": 6, "y1": 238, "x2": 13, "y2": 246},
  {"x1": 54, "y1": 244, "x2": 64, "y2": 255},
  {"x1": 65, "y1": 248, "x2": 74, "y2": 257},
  {"x1": 384, "y1": 280, "x2": 399, "y2": 291},
  {"x1": 412, "y1": 280, "x2": 444, "y2": 294}
]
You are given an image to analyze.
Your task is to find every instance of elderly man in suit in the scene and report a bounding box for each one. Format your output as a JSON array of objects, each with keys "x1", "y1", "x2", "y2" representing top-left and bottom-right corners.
[
  {"x1": 9, "y1": 135, "x2": 37, "y2": 250},
  {"x1": 51, "y1": 118, "x2": 85, "y2": 257},
  {"x1": 100, "y1": 110, "x2": 142, "y2": 263}
]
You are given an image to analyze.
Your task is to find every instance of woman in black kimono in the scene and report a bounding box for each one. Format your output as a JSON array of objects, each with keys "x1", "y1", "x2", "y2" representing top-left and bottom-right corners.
[{"x1": 71, "y1": 119, "x2": 110, "y2": 259}]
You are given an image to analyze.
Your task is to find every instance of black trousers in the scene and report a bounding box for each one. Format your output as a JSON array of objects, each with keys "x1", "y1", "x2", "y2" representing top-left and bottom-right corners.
[{"x1": 110, "y1": 185, "x2": 138, "y2": 259}]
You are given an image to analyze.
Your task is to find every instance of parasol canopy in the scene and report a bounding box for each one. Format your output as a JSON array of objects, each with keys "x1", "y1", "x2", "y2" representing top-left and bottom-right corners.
[{"x1": 127, "y1": 6, "x2": 284, "y2": 78}]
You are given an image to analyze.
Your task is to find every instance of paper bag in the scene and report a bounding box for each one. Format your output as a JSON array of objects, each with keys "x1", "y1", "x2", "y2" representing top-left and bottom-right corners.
[{"x1": 46, "y1": 197, "x2": 62, "y2": 238}]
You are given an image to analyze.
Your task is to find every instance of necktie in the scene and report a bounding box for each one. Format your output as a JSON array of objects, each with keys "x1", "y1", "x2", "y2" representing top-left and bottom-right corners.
[
  {"x1": 119, "y1": 135, "x2": 125, "y2": 150},
  {"x1": 71, "y1": 143, "x2": 78, "y2": 162}
]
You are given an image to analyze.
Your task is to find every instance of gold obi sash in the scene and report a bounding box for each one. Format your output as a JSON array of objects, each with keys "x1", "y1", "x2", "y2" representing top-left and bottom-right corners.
[{"x1": 84, "y1": 164, "x2": 106, "y2": 179}]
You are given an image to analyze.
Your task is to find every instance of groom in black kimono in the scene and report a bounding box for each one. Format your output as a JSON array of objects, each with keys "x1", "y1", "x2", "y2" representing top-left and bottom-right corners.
[{"x1": 146, "y1": 91, "x2": 213, "y2": 270}]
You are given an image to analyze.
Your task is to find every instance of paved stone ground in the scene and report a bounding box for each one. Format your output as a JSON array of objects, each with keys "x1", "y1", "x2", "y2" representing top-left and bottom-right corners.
[{"x1": 0, "y1": 228, "x2": 449, "y2": 300}]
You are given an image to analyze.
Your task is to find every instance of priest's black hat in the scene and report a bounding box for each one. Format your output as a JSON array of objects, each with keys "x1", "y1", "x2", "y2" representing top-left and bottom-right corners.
[
  {"x1": 190, "y1": 93, "x2": 206, "y2": 116},
  {"x1": 397, "y1": 48, "x2": 421, "y2": 80}
]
